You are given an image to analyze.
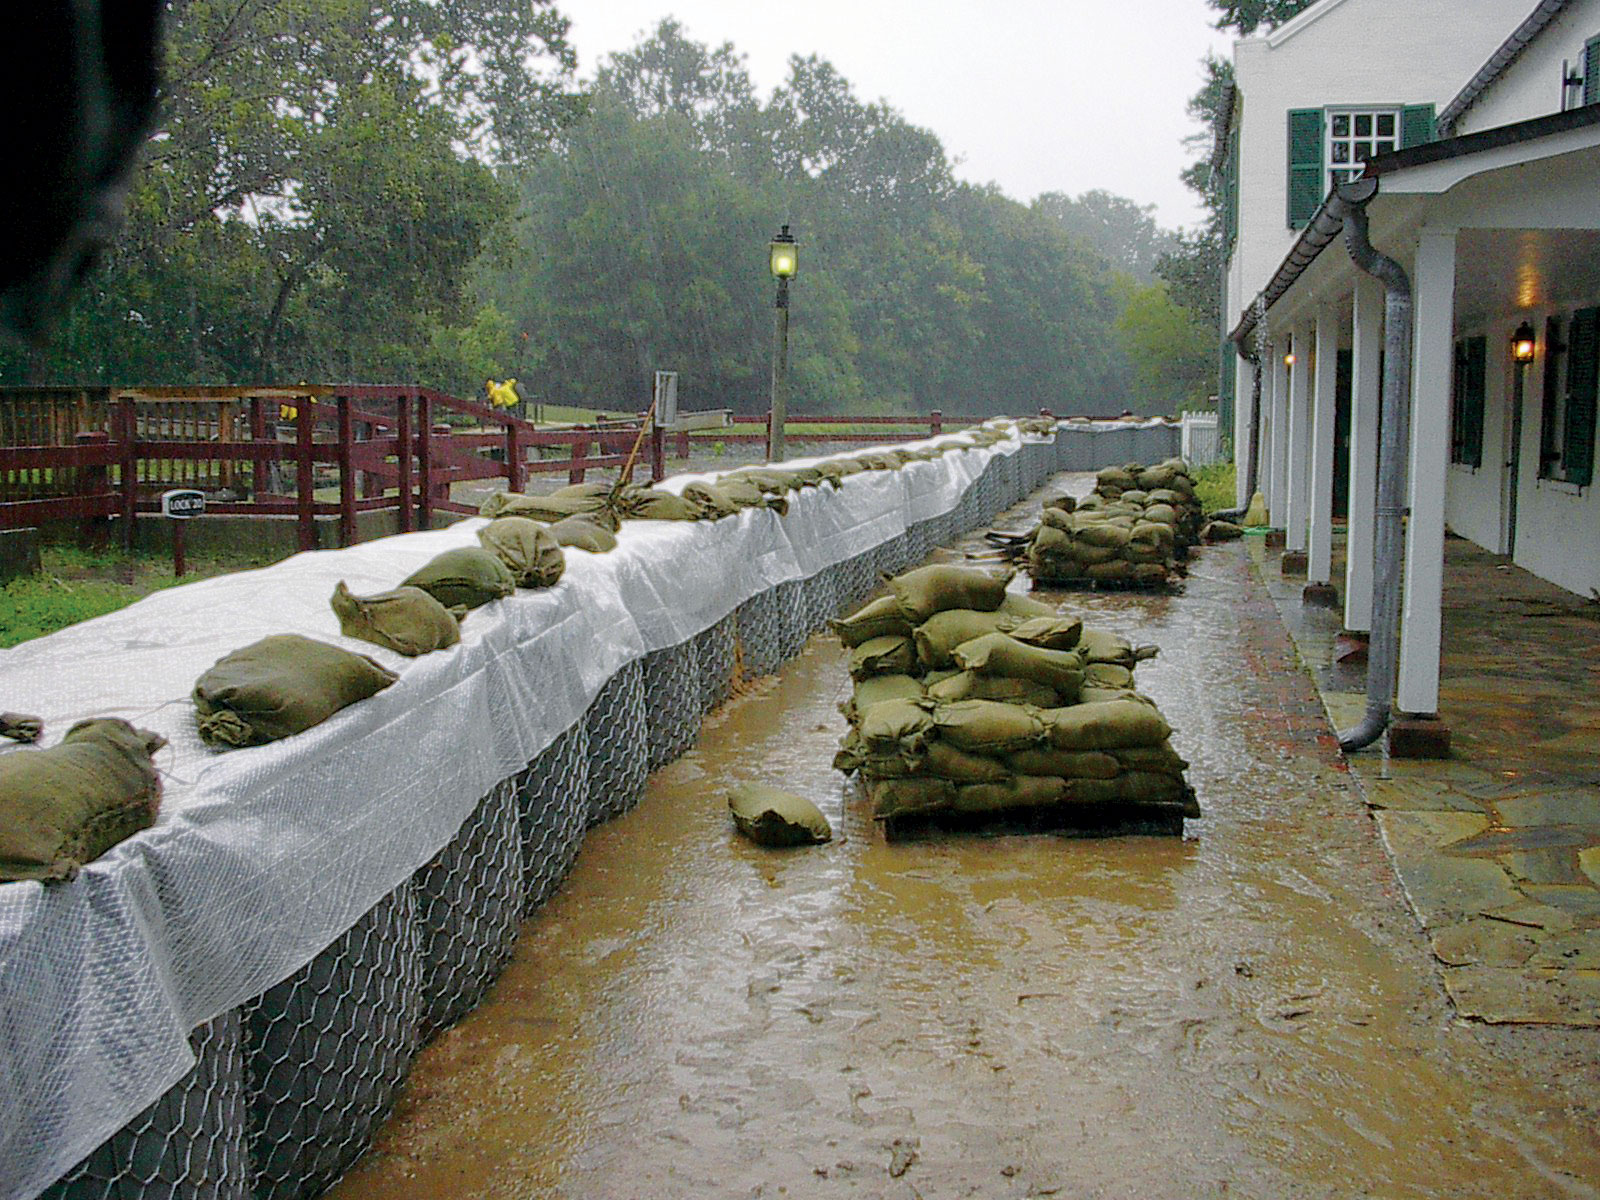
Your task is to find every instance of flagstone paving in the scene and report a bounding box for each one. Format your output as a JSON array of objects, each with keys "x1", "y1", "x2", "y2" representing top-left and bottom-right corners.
[{"x1": 1253, "y1": 535, "x2": 1600, "y2": 1026}]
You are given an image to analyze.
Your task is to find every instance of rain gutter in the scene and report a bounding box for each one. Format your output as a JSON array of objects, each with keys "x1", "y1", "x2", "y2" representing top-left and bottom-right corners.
[{"x1": 1437, "y1": 0, "x2": 1573, "y2": 136}]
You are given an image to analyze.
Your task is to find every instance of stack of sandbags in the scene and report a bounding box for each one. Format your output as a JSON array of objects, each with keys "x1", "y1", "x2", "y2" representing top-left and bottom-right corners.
[
  {"x1": 831, "y1": 564, "x2": 1199, "y2": 830},
  {"x1": 1083, "y1": 459, "x2": 1204, "y2": 548},
  {"x1": 1025, "y1": 494, "x2": 1179, "y2": 589}
]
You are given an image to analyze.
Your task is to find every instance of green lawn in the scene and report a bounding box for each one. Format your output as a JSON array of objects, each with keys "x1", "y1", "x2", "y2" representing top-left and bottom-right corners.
[{"x1": 1192, "y1": 461, "x2": 1237, "y2": 514}]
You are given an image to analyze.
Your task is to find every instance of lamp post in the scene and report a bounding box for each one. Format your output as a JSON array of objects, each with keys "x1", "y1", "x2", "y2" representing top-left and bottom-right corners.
[
  {"x1": 1507, "y1": 320, "x2": 1536, "y2": 556},
  {"x1": 768, "y1": 224, "x2": 798, "y2": 463}
]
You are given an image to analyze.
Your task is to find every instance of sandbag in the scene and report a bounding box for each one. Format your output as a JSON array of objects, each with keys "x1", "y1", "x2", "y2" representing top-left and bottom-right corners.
[
  {"x1": 913, "y1": 609, "x2": 1015, "y2": 668},
  {"x1": 925, "y1": 671, "x2": 1062, "y2": 708},
  {"x1": 477, "y1": 517, "x2": 566, "y2": 588},
  {"x1": 889, "y1": 564, "x2": 1011, "y2": 624},
  {"x1": 331, "y1": 582, "x2": 461, "y2": 657},
  {"x1": 1077, "y1": 628, "x2": 1137, "y2": 667},
  {"x1": 547, "y1": 515, "x2": 618, "y2": 553},
  {"x1": 998, "y1": 592, "x2": 1057, "y2": 619},
  {"x1": 868, "y1": 777, "x2": 956, "y2": 818},
  {"x1": 1005, "y1": 747, "x2": 1123, "y2": 779},
  {"x1": 849, "y1": 635, "x2": 917, "y2": 680},
  {"x1": 1084, "y1": 662, "x2": 1134, "y2": 689},
  {"x1": 728, "y1": 783, "x2": 832, "y2": 846},
  {"x1": 858, "y1": 699, "x2": 935, "y2": 760},
  {"x1": 952, "y1": 632, "x2": 1085, "y2": 700},
  {"x1": 954, "y1": 775, "x2": 1068, "y2": 813},
  {"x1": 922, "y1": 741, "x2": 1012, "y2": 783},
  {"x1": 831, "y1": 595, "x2": 914, "y2": 648},
  {"x1": 1204, "y1": 520, "x2": 1244, "y2": 541},
  {"x1": 480, "y1": 486, "x2": 611, "y2": 524},
  {"x1": 1112, "y1": 744, "x2": 1190, "y2": 775},
  {"x1": 0, "y1": 713, "x2": 42, "y2": 743},
  {"x1": 622, "y1": 488, "x2": 700, "y2": 521},
  {"x1": 1069, "y1": 772, "x2": 1190, "y2": 807},
  {"x1": 846, "y1": 674, "x2": 925, "y2": 723},
  {"x1": 400, "y1": 547, "x2": 516, "y2": 610},
  {"x1": 193, "y1": 634, "x2": 398, "y2": 748},
  {"x1": 932, "y1": 700, "x2": 1047, "y2": 754},
  {"x1": 1042, "y1": 699, "x2": 1171, "y2": 752},
  {"x1": 680, "y1": 481, "x2": 740, "y2": 520},
  {"x1": 1076, "y1": 522, "x2": 1131, "y2": 550},
  {"x1": 1007, "y1": 616, "x2": 1083, "y2": 650},
  {"x1": 1242, "y1": 492, "x2": 1269, "y2": 527},
  {"x1": 0, "y1": 719, "x2": 165, "y2": 883},
  {"x1": 717, "y1": 476, "x2": 787, "y2": 514}
]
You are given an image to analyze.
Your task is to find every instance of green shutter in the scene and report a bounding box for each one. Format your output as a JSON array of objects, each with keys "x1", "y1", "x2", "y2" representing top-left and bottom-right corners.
[
  {"x1": 1223, "y1": 129, "x2": 1241, "y2": 250},
  {"x1": 1400, "y1": 103, "x2": 1436, "y2": 147},
  {"x1": 1286, "y1": 108, "x2": 1324, "y2": 229},
  {"x1": 1464, "y1": 335, "x2": 1486, "y2": 469},
  {"x1": 1584, "y1": 36, "x2": 1600, "y2": 107},
  {"x1": 1565, "y1": 307, "x2": 1598, "y2": 487},
  {"x1": 1540, "y1": 316, "x2": 1563, "y2": 477},
  {"x1": 1450, "y1": 340, "x2": 1467, "y2": 464}
]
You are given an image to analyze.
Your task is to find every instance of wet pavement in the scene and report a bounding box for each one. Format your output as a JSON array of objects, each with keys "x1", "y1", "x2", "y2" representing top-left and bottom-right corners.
[
  {"x1": 1259, "y1": 535, "x2": 1600, "y2": 1027},
  {"x1": 329, "y1": 482, "x2": 1600, "y2": 1200}
]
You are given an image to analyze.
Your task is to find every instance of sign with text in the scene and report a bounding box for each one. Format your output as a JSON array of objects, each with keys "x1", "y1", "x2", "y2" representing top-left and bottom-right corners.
[{"x1": 160, "y1": 489, "x2": 206, "y2": 519}]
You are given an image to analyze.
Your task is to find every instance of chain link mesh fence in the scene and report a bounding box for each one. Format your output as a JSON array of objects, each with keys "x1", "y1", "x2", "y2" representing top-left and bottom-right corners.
[
  {"x1": 642, "y1": 640, "x2": 703, "y2": 771},
  {"x1": 243, "y1": 882, "x2": 421, "y2": 1200},
  {"x1": 584, "y1": 659, "x2": 647, "y2": 826},
  {"x1": 412, "y1": 779, "x2": 524, "y2": 1039},
  {"x1": 735, "y1": 587, "x2": 786, "y2": 679},
  {"x1": 693, "y1": 614, "x2": 737, "y2": 713},
  {"x1": 515, "y1": 720, "x2": 589, "y2": 913}
]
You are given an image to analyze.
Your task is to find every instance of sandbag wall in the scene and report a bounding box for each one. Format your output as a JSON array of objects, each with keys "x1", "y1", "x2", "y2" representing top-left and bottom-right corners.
[{"x1": 19, "y1": 432, "x2": 1061, "y2": 1200}]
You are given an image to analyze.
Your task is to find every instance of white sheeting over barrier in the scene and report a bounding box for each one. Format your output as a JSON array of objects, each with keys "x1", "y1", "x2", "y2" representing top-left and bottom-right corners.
[{"x1": 0, "y1": 424, "x2": 1032, "y2": 1200}]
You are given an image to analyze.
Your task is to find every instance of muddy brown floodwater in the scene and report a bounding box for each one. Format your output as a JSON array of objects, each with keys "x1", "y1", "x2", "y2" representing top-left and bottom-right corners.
[{"x1": 330, "y1": 532, "x2": 1600, "y2": 1200}]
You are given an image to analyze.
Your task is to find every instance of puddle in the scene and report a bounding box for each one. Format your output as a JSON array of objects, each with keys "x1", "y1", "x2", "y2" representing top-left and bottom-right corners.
[{"x1": 330, "y1": 508, "x2": 1600, "y2": 1200}]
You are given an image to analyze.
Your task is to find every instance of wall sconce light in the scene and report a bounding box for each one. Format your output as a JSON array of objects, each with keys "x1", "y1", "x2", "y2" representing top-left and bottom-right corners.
[
  {"x1": 1283, "y1": 352, "x2": 1296, "y2": 366},
  {"x1": 1510, "y1": 321, "x2": 1536, "y2": 364}
]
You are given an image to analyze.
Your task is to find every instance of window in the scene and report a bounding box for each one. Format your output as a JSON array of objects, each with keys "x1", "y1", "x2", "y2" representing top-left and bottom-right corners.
[
  {"x1": 1286, "y1": 104, "x2": 1436, "y2": 228},
  {"x1": 1449, "y1": 335, "x2": 1486, "y2": 468},
  {"x1": 1539, "y1": 308, "x2": 1599, "y2": 487}
]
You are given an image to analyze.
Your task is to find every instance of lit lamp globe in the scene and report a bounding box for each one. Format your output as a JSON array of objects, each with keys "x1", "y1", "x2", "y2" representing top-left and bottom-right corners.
[
  {"x1": 1511, "y1": 321, "x2": 1536, "y2": 364},
  {"x1": 770, "y1": 226, "x2": 798, "y2": 279}
]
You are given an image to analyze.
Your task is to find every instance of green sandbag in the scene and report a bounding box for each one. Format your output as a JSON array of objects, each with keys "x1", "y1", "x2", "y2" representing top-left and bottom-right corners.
[
  {"x1": 734, "y1": 468, "x2": 805, "y2": 494},
  {"x1": 1112, "y1": 744, "x2": 1190, "y2": 775},
  {"x1": 1077, "y1": 628, "x2": 1137, "y2": 667},
  {"x1": 831, "y1": 595, "x2": 914, "y2": 647},
  {"x1": 480, "y1": 487, "x2": 611, "y2": 523},
  {"x1": 932, "y1": 700, "x2": 1047, "y2": 754},
  {"x1": 548, "y1": 515, "x2": 619, "y2": 552},
  {"x1": 925, "y1": 671, "x2": 1062, "y2": 708},
  {"x1": 1141, "y1": 504, "x2": 1178, "y2": 529},
  {"x1": 401, "y1": 546, "x2": 516, "y2": 610},
  {"x1": 848, "y1": 635, "x2": 916, "y2": 680},
  {"x1": 1042, "y1": 699, "x2": 1171, "y2": 752},
  {"x1": 1097, "y1": 466, "x2": 1136, "y2": 493},
  {"x1": 998, "y1": 592, "x2": 1057, "y2": 619},
  {"x1": 845, "y1": 674, "x2": 925, "y2": 723},
  {"x1": 953, "y1": 775, "x2": 1068, "y2": 813},
  {"x1": 913, "y1": 609, "x2": 1015, "y2": 669},
  {"x1": 952, "y1": 632, "x2": 1085, "y2": 700},
  {"x1": 1007, "y1": 615, "x2": 1082, "y2": 650},
  {"x1": 0, "y1": 713, "x2": 43, "y2": 742},
  {"x1": 1034, "y1": 524, "x2": 1072, "y2": 554},
  {"x1": 868, "y1": 776, "x2": 957, "y2": 818},
  {"x1": 1129, "y1": 562, "x2": 1170, "y2": 586},
  {"x1": 1006, "y1": 747, "x2": 1123, "y2": 779},
  {"x1": 680, "y1": 482, "x2": 740, "y2": 519},
  {"x1": 1076, "y1": 522, "x2": 1131, "y2": 550},
  {"x1": 717, "y1": 477, "x2": 787, "y2": 515},
  {"x1": 1044, "y1": 495, "x2": 1076, "y2": 514},
  {"x1": 859, "y1": 699, "x2": 935, "y2": 766},
  {"x1": 889, "y1": 564, "x2": 1011, "y2": 624},
  {"x1": 1077, "y1": 685, "x2": 1143, "y2": 705},
  {"x1": 193, "y1": 634, "x2": 399, "y2": 748},
  {"x1": 728, "y1": 783, "x2": 831, "y2": 846},
  {"x1": 1204, "y1": 520, "x2": 1244, "y2": 541},
  {"x1": 1069, "y1": 772, "x2": 1191, "y2": 808},
  {"x1": 478, "y1": 517, "x2": 566, "y2": 588},
  {"x1": 0, "y1": 718, "x2": 166, "y2": 883},
  {"x1": 1084, "y1": 662, "x2": 1134, "y2": 689},
  {"x1": 331, "y1": 582, "x2": 461, "y2": 657},
  {"x1": 922, "y1": 741, "x2": 1012, "y2": 783},
  {"x1": 832, "y1": 729, "x2": 865, "y2": 774},
  {"x1": 1119, "y1": 489, "x2": 1150, "y2": 506},
  {"x1": 621, "y1": 488, "x2": 700, "y2": 521}
]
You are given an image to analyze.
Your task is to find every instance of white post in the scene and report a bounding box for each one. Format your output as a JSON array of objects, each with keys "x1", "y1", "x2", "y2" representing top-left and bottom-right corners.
[
  {"x1": 1269, "y1": 340, "x2": 1290, "y2": 521},
  {"x1": 1344, "y1": 277, "x2": 1382, "y2": 632},
  {"x1": 1308, "y1": 307, "x2": 1340, "y2": 584},
  {"x1": 1235, "y1": 353, "x2": 1255, "y2": 508},
  {"x1": 1397, "y1": 229, "x2": 1456, "y2": 716},
  {"x1": 1286, "y1": 324, "x2": 1313, "y2": 553}
]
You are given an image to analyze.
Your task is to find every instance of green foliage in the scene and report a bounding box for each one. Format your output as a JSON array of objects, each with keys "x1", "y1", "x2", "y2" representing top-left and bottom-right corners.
[
  {"x1": 1032, "y1": 191, "x2": 1177, "y2": 284},
  {"x1": 1208, "y1": 0, "x2": 1317, "y2": 34},
  {"x1": 1114, "y1": 280, "x2": 1216, "y2": 413},
  {"x1": 1192, "y1": 461, "x2": 1238, "y2": 514}
]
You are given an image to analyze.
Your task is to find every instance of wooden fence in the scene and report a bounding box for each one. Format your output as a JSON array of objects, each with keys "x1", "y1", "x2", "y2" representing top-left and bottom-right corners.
[{"x1": 0, "y1": 386, "x2": 1022, "y2": 553}]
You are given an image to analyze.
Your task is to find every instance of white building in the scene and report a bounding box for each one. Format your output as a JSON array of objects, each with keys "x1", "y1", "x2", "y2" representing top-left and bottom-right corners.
[{"x1": 1217, "y1": 0, "x2": 1600, "y2": 749}]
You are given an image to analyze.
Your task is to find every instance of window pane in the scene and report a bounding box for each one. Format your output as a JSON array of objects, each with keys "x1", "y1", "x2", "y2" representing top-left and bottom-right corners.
[
  {"x1": 1356, "y1": 140, "x2": 1372, "y2": 160},
  {"x1": 1331, "y1": 143, "x2": 1350, "y2": 163},
  {"x1": 1355, "y1": 114, "x2": 1372, "y2": 136},
  {"x1": 1332, "y1": 114, "x2": 1350, "y2": 136},
  {"x1": 1377, "y1": 113, "x2": 1395, "y2": 137}
]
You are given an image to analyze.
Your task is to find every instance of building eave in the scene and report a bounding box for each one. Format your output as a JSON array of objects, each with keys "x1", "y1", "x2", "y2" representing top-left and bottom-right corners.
[{"x1": 1437, "y1": 0, "x2": 1574, "y2": 136}]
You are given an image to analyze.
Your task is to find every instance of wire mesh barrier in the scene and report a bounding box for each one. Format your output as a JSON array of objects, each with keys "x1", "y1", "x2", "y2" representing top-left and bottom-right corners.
[
  {"x1": 515, "y1": 722, "x2": 590, "y2": 914},
  {"x1": 243, "y1": 883, "x2": 422, "y2": 1200},
  {"x1": 39, "y1": 1013, "x2": 249, "y2": 1200},
  {"x1": 584, "y1": 659, "x2": 648, "y2": 826},
  {"x1": 412, "y1": 779, "x2": 524, "y2": 1039},
  {"x1": 19, "y1": 424, "x2": 1216, "y2": 1200},
  {"x1": 642, "y1": 640, "x2": 703, "y2": 771}
]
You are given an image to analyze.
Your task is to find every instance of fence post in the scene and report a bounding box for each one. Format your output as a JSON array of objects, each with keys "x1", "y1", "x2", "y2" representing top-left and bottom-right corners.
[
  {"x1": 249, "y1": 398, "x2": 269, "y2": 498},
  {"x1": 296, "y1": 399, "x2": 315, "y2": 552},
  {"x1": 75, "y1": 430, "x2": 110, "y2": 549},
  {"x1": 118, "y1": 398, "x2": 137, "y2": 549},
  {"x1": 396, "y1": 393, "x2": 413, "y2": 533},
  {"x1": 930, "y1": 410, "x2": 942, "y2": 437},
  {"x1": 337, "y1": 395, "x2": 356, "y2": 548},
  {"x1": 416, "y1": 393, "x2": 434, "y2": 530},
  {"x1": 675, "y1": 429, "x2": 690, "y2": 459},
  {"x1": 569, "y1": 429, "x2": 589, "y2": 485},
  {"x1": 765, "y1": 408, "x2": 774, "y2": 462},
  {"x1": 650, "y1": 421, "x2": 665, "y2": 483},
  {"x1": 505, "y1": 419, "x2": 524, "y2": 493}
]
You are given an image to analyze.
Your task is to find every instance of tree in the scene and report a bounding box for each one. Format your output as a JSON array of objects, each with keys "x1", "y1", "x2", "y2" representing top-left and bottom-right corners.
[
  {"x1": 1114, "y1": 279, "x2": 1216, "y2": 412},
  {"x1": 1032, "y1": 191, "x2": 1176, "y2": 283},
  {"x1": 1208, "y1": 0, "x2": 1317, "y2": 35}
]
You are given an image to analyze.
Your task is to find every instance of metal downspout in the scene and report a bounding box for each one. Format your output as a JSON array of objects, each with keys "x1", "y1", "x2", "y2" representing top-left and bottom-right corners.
[{"x1": 1330, "y1": 178, "x2": 1411, "y2": 751}]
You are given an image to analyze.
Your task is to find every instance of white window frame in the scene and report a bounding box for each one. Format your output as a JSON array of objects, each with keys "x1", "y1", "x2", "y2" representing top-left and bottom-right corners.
[{"x1": 1325, "y1": 108, "x2": 1400, "y2": 192}]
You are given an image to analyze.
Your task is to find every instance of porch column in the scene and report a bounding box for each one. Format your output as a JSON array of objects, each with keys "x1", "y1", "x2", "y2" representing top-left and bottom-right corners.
[
  {"x1": 1234, "y1": 352, "x2": 1256, "y2": 508},
  {"x1": 1306, "y1": 305, "x2": 1340, "y2": 594},
  {"x1": 1397, "y1": 228, "x2": 1456, "y2": 721},
  {"x1": 1285, "y1": 322, "x2": 1313, "y2": 558},
  {"x1": 1268, "y1": 339, "x2": 1290, "y2": 522},
  {"x1": 1343, "y1": 276, "x2": 1382, "y2": 633}
]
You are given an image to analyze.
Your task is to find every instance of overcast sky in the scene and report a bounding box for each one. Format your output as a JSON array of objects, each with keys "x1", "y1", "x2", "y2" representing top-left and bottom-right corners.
[{"x1": 563, "y1": 0, "x2": 1235, "y2": 231}]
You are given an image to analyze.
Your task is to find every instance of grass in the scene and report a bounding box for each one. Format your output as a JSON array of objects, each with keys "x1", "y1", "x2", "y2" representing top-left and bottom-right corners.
[
  {"x1": 0, "y1": 542, "x2": 280, "y2": 649},
  {"x1": 1192, "y1": 461, "x2": 1237, "y2": 514}
]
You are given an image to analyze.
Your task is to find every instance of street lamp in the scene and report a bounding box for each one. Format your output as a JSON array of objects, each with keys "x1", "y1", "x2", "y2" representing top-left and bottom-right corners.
[
  {"x1": 768, "y1": 224, "x2": 797, "y2": 462},
  {"x1": 1510, "y1": 321, "x2": 1536, "y2": 364}
]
